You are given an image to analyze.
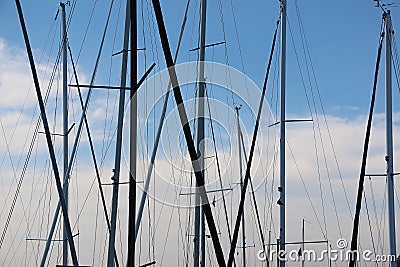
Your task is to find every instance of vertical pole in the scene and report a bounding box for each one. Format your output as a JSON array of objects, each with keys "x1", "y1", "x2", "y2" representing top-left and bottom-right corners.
[
  {"x1": 61, "y1": 3, "x2": 69, "y2": 266},
  {"x1": 150, "y1": 0, "x2": 226, "y2": 264},
  {"x1": 384, "y1": 11, "x2": 397, "y2": 267},
  {"x1": 302, "y1": 219, "x2": 305, "y2": 267},
  {"x1": 276, "y1": 239, "x2": 280, "y2": 267},
  {"x1": 15, "y1": 0, "x2": 78, "y2": 264},
  {"x1": 107, "y1": 0, "x2": 130, "y2": 266},
  {"x1": 235, "y1": 107, "x2": 246, "y2": 267},
  {"x1": 128, "y1": 0, "x2": 138, "y2": 265},
  {"x1": 327, "y1": 243, "x2": 331, "y2": 267},
  {"x1": 267, "y1": 230, "x2": 271, "y2": 265},
  {"x1": 135, "y1": 0, "x2": 190, "y2": 239},
  {"x1": 279, "y1": 1, "x2": 287, "y2": 267},
  {"x1": 195, "y1": 0, "x2": 207, "y2": 266}
]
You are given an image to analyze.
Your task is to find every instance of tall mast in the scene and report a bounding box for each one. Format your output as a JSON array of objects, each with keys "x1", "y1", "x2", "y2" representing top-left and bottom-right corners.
[
  {"x1": 135, "y1": 0, "x2": 190, "y2": 241},
  {"x1": 195, "y1": 0, "x2": 207, "y2": 266},
  {"x1": 384, "y1": 11, "x2": 397, "y2": 267},
  {"x1": 61, "y1": 3, "x2": 69, "y2": 265},
  {"x1": 128, "y1": 0, "x2": 138, "y2": 264},
  {"x1": 15, "y1": 0, "x2": 79, "y2": 264},
  {"x1": 235, "y1": 107, "x2": 246, "y2": 267},
  {"x1": 279, "y1": 0, "x2": 287, "y2": 266},
  {"x1": 107, "y1": 0, "x2": 131, "y2": 266}
]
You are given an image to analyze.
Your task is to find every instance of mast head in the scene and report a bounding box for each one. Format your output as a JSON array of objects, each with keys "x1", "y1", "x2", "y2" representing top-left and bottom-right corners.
[
  {"x1": 375, "y1": 0, "x2": 398, "y2": 11},
  {"x1": 59, "y1": 1, "x2": 71, "y2": 8}
]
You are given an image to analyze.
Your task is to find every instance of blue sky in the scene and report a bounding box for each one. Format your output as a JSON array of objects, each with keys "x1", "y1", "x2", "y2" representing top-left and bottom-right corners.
[
  {"x1": 1, "y1": 0, "x2": 400, "y2": 266},
  {"x1": 1, "y1": 0, "x2": 399, "y2": 117}
]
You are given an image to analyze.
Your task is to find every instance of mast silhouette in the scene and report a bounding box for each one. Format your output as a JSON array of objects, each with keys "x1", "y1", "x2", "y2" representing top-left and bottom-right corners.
[
  {"x1": 235, "y1": 106, "x2": 246, "y2": 267},
  {"x1": 195, "y1": 0, "x2": 207, "y2": 266},
  {"x1": 279, "y1": 0, "x2": 287, "y2": 266},
  {"x1": 14, "y1": 0, "x2": 79, "y2": 264},
  {"x1": 61, "y1": 2, "x2": 69, "y2": 266},
  {"x1": 384, "y1": 10, "x2": 397, "y2": 267},
  {"x1": 349, "y1": 8, "x2": 398, "y2": 267},
  {"x1": 108, "y1": 0, "x2": 131, "y2": 266},
  {"x1": 128, "y1": 0, "x2": 138, "y2": 264}
]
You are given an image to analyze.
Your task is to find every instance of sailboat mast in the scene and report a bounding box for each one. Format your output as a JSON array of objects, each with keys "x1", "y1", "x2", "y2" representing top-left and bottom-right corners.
[
  {"x1": 128, "y1": 0, "x2": 138, "y2": 264},
  {"x1": 15, "y1": 0, "x2": 79, "y2": 264},
  {"x1": 107, "y1": 0, "x2": 131, "y2": 266},
  {"x1": 279, "y1": 0, "x2": 287, "y2": 266},
  {"x1": 61, "y1": 3, "x2": 69, "y2": 265},
  {"x1": 128, "y1": 0, "x2": 137, "y2": 267},
  {"x1": 195, "y1": 0, "x2": 207, "y2": 266},
  {"x1": 235, "y1": 106, "x2": 246, "y2": 267},
  {"x1": 384, "y1": 11, "x2": 397, "y2": 267}
]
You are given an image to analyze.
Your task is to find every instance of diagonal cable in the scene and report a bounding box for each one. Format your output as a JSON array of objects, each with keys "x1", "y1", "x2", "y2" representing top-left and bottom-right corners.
[
  {"x1": 349, "y1": 23, "x2": 385, "y2": 267},
  {"x1": 150, "y1": 0, "x2": 226, "y2": 265},
  {"x1": 14, "y1": 0, "x2": 79, "y2": 264},
  {"x1": 227, "y1": 18, "x2": 280, "y2": 267}
]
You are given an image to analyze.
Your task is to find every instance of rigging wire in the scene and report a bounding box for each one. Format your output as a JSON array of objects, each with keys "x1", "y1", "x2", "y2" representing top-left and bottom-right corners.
[
  {"x1": 1, "y1": 1, "x2": 101, "y2": 263},
  {"x1": 348, "y1": 22, "x2": 385, "y2": 267},
  {"x1": 395, "y1": 187, "x2": 400, "y2": 210},
  {"x1": 159, "y1": 199, "x2": 178, "y2": 266},
  {"x1": 226, "y1": 0, "x2": 260, "y2": 155},
  {"x1": 140, "y1": 0, "x2": 155, "y2": 263},
  {"x1": 136, "y1": 2, "x2": 164, "y2": 260},
  {"x1": 285, "y1": 140, "x2": 327, "y2": 239},
  {"x1": 22, "y1": 157, "x2": 53, "y2": 265},
  {"x1": 0, "y1": 6, "x2": 58, "y2": 201},
  {"x1": 101, "y1": 0, "x2": 123, "y2": 167},
  {"x1": 133, "y1": 0, "x2": 193, "y2": 264},
  {"x1": 117, "y1": 206, "x2": 125, "y2": 266},
  {"x1": 14, "y1": 0, "x2": 81, "y2": 263},
  {"x1": 287, "y1": 16, "x2": 329, "y2": 239},
  {"x1": 68, "y1": 44, "x2": 121, "y2": 267},
  {"x1": 0, "y1": 118, "x2": 29, "y2": 222},
  {"x1": 377, "y1": 184, "x2": 387, "y2": 258},
  {"x1": 92, "y1": 190, "x2": 100, "y2": 266},
  {"x1": 363, "y1": 190, "x2": 378, "y2": 267},
  {"x1": 39, "y1": 0, "x2": 122, "y2": 263},
  {"x1": 0, "y1": 31, "x2": 64, "y2": 255},
  {"x1": 204, "y1": 88, "x2": 234, "y2": 253},
  {"x1": 293, "y1": 0, "x2": 343, "y2": 237},
  {"x1": 57, "y1": 5, "x2": 119, "y2": 238},
  {"x1": 63, "y1": 0, "x2": 117, "y2": 228},
  {"x1": 227, "y1": 16, "x2": 280, "y2": 267},
  {"x1": 237, "y1": 113, "x2": 270, "y2": 265},
  {"x1": 390, "y1": 32, "x2": 400, "y2": 93},
  {"x1": 368, "y1": 176, "x2": 384, "y2": 257},
  {"x1": 0, "y1": 5, "x2": 79, "y2": 259},
  {"x1": 214, "y1": 2, "x2": 261, "y2": 193},
  {"x1": 206, "y1": 49, "x2": 234, "y2": 197},
  {"x1": 0, "y1": 23, "x2": 59, "y2": 244},
  {"x1": 263, "y1": 30, "x2": 281, "y2": 243},
  {"x1": 69, "y1": 0, "x2": 98, "y2": 68},
  {"x1": 151, "y1": 0, "x2": 227, "y2": 264},
  {"x1": 293, "y1": 0, "x2": 354, "y2": 219},
  {"x1": 216, "y1": 0, "x2": 237, "y2": 118},
  {"x1": 0, "y1": 3, "x2": 65, "y2": 221}
]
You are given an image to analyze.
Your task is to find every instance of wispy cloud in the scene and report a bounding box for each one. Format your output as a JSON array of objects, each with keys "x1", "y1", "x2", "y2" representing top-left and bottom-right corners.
[{"x1": 0, "y1": 39, "x2": 399, "y2": 266}]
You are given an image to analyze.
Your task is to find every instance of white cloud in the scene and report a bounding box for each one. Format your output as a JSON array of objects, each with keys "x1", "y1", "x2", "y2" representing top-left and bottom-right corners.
[
  {"x1": 0, "y1": 38, "x2": 38, "y2": 109},
  {"x1": 2, "y1": 107, "x2": 399, "y2": 266},
  {"x1": 1, "y1": 38, "x2": 399, "y2": 265}
]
